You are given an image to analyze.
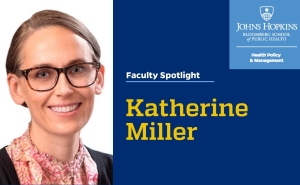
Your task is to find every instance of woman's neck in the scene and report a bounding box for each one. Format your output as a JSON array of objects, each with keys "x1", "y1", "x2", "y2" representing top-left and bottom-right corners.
[{"x1": 29, "y1": 123, "x2": 80, "y2": 164}]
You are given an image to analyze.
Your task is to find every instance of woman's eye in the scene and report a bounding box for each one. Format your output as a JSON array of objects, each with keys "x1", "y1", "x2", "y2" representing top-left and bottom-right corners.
[
  {"x1": 73, "y1": 67, "x2": 82, "y2": 72},
  {"x1": 71, "y1": 66, "x2": 85, "y2": 73},
  {"x1": 36, "y1": 71, "x2": 50, "y2": 78}
]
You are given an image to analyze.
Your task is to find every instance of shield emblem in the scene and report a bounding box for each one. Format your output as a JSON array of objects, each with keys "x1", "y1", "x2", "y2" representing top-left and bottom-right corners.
[{"x1": 260, "y1": 6, "x2": 274, "y2": 21}]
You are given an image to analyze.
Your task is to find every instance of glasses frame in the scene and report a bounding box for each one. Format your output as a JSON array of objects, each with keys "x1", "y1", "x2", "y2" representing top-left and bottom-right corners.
[{"x1": 14, "y1": 62, "x2": 101, "y2": 92}]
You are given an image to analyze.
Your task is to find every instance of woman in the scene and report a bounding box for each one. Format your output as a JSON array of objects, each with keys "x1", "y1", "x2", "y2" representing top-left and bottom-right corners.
[{"x1": 0, "y1": 10, "x2": 112, "y2": 185}]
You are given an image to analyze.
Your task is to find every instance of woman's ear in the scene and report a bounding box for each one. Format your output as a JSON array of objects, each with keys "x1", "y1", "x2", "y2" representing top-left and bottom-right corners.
[
  {"x1": 7, "y1": 73, "x2": 26, "y2": 105},
  {"x1": 95, "y1": 64, "x2": 105, "y2": 95}
]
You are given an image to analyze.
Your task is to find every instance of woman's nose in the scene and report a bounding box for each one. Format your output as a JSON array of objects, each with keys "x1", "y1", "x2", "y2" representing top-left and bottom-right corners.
[{"x1": 53, "y1": 73, "x2": 74, "y2": 96}]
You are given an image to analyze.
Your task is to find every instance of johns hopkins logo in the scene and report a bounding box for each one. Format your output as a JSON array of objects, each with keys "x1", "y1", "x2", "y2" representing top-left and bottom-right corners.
[{"x1": 260, "y1": 6, "x2": 274, "y2": 21}]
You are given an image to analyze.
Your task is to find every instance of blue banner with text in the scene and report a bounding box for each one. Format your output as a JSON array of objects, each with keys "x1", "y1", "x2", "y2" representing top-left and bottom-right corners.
[{"x1": 114, "y1": 0, "x2": 300, "y2": 184}]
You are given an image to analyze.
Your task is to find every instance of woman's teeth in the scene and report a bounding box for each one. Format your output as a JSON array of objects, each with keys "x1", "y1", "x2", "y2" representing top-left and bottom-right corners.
[{"x1": 51, "y1": 104, "x2": 79, "y2": 113}]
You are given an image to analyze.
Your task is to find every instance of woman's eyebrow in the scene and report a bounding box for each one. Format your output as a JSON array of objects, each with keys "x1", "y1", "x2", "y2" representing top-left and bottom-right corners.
[
  {"x1": 30, "y1": 58, "x2": 88, "y2": 68},
  {"x1": 68, "y1": 58, "x2": 88, "y2": 65},
  {"x1": 30, "y1": 63, "x2": 53, "y2": 68}
]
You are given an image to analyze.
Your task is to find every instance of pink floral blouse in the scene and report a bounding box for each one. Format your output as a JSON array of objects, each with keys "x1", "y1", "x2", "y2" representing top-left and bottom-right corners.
[{"x1": 6, "y1": 129, "x2": 98, "y2": 185}]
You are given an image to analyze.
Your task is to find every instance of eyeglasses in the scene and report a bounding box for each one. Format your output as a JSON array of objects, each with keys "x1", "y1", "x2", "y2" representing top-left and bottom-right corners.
[{"x1": 14, "y1": 62, "x2": 101, "y2": 92}]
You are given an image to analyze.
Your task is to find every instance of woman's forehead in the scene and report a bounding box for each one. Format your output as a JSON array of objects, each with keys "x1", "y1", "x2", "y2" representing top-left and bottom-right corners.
[{"x1": 20, "y1": 26, "x2": 93, "y2": 68}]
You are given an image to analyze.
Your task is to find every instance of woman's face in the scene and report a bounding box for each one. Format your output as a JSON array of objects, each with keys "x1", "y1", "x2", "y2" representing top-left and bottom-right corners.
[{"x1": 11, "y1": 26, "x2": 103, "y2": 136}]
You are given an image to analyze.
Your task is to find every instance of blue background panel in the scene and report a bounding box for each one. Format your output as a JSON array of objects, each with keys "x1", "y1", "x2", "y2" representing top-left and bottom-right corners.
[{"x1": 114, "y1": 0, "x2": 300, "y2": 184}]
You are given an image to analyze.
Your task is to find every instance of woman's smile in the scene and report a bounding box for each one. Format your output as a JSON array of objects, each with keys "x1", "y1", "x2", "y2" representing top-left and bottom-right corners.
[
  {"x1": 49, "y1": 103, "x2": 80, "y2": 113},
  {"x1": 48, "y1": 102, "x2": 82, "y2": 118}
]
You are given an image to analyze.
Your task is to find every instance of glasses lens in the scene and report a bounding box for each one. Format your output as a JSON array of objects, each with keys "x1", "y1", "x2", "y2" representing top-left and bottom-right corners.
[
  {"x1": 27, "y1": 68, "x2": 58, "y2": 91},
  {"x1": 67, "y1": 63, "x2": 97, "y2": 87}
]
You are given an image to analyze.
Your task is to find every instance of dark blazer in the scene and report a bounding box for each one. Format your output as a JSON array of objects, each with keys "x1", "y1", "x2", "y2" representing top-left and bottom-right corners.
[{"x1": 0, "y1": 146, "x2": 113, "y2": 185}]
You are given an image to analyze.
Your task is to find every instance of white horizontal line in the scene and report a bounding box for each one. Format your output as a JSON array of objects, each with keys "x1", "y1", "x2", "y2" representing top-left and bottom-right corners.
[
  {"x1": 126, "y1": 81, "x2": 215, "y2": 83},
  {"x1": 236, "y1": 46, "x2": 297, "y2": 48}
]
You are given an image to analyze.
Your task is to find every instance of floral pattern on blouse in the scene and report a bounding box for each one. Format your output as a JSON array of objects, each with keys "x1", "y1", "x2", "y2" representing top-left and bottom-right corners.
[{"x1": 6, "y1": 129, "x2": 98, "y2": 185}]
